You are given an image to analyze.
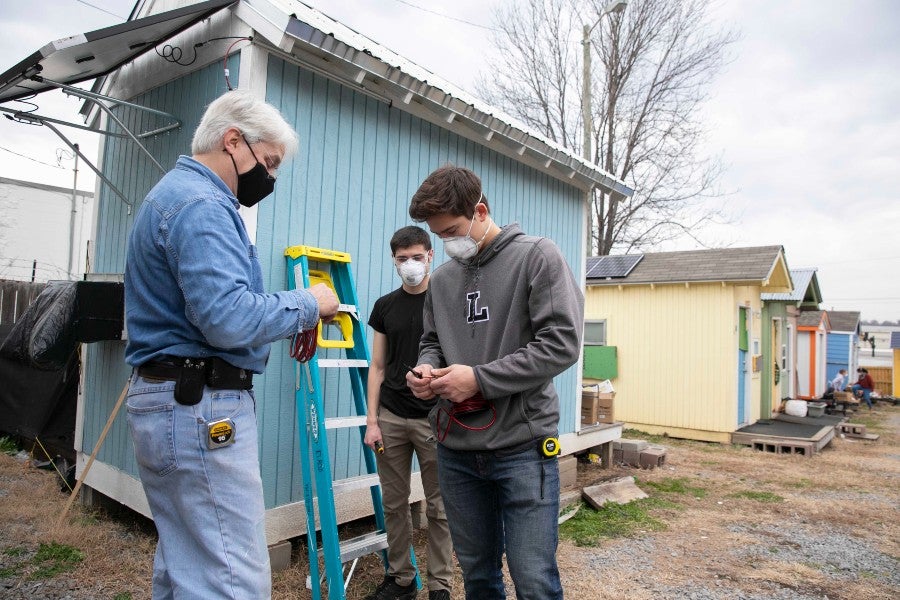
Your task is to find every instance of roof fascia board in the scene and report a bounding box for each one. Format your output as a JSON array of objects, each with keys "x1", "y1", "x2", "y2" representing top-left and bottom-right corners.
[
  {"x1": 807, "y1": 271, "x2": 823, "y2": 304},
  {"x1": 0, "y1": 176, "x2": 94, "y2": 197},
  {"x1": 232, "y1": 0, "x2": 295, "y2": 52},
  {"x1": 587, "y1": 278, "x2": 767, "y2": 287},
  {"x1": 765, "y1": 248, "x2": 793, "y2": 291}
]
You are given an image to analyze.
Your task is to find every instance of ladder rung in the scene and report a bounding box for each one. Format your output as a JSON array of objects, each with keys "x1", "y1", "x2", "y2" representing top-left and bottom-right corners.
[
  {"x1": 332, "y1": 473, "x2": 380, "y2": 496},
  {"x1": 318, "y1": 359, "x2": 368, "y2": 368},
  {"x1": 338, "y1": 531, "x2": 389, "y2": 563},
  {"x1": 325, "y1": 416, "x2": 367, "y2": 429}
]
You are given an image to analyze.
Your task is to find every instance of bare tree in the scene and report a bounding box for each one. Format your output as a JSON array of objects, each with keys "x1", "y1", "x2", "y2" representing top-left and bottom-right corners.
[{"x1": 477, "y1": 0, "x2": 736, "y2": 255}]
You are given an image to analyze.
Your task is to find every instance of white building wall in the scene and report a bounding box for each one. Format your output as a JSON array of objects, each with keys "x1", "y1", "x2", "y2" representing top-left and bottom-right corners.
[{"x1": 0, "y1": 177, "x2": 95, "y2": 281}]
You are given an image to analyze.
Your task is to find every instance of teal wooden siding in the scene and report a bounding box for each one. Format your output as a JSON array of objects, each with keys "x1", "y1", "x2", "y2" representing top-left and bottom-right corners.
[
  {"x1": 82, "y1": 58, "x2": 238, "y2": 479},
  {"x1": 84, "y1": 51, "x2": 585, "y2": 512},
  {"x1": 258, "y1": 55, "x2": 585, "y2": 506},
  {"x1": 826, "y1": 332, "x2": 850, "y2": 381}
]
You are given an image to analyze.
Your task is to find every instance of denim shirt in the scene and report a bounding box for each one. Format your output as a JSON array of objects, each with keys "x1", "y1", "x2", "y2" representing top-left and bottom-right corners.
[{"x1": 124, "y1": 156, "x2": 319, "y2": 373}]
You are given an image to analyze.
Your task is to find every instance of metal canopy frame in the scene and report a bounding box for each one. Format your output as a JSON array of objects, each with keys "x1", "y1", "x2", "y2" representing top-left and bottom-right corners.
[{"x1": 0, "y1": 0, "x2": 235, "y2": 211}]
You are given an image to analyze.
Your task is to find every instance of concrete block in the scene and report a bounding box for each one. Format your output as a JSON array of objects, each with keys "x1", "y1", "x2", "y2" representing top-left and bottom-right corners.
[
  {"x1": 268, "y1": 540, "x2": 292, "y2": 572},
  {"x1": 639, "y1": 448, "x2": 666, "y2": 469},
  {"x1": 751, "y1": 439, "x2": 814, "y2": 457},
  {"x1": 838, "y1": 423, "x2": 866, "y2": 436},
  {"x1": 619, "y1": 439, "x2": 649, "y2": 453},
  {"x1": 622, "y1": 449, "x2": 641, "y2": 467},
  {"x1": 613, "y1": 448, "x2": 623, "y2": 463}
]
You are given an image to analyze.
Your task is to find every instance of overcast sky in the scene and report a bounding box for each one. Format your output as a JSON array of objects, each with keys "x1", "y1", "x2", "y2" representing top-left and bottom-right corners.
[{"x1": 0, "y1": 0, "x2": 897, "y2": 322}]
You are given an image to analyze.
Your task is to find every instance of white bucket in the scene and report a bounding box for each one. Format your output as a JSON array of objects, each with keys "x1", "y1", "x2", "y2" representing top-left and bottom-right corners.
[{"x1": 784, "y1": 399, "x2": 808, "y2": 417}]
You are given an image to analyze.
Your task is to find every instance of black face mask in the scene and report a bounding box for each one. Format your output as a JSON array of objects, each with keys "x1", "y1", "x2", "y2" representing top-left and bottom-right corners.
[{"x1": 229, "y1": 136, "x2": 276, "y2": 208}]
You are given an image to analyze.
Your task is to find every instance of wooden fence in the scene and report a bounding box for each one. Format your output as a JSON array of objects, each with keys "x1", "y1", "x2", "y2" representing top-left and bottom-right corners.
[
  {"x1": 868, "y1": 366, "x2": 893, "y2": 397},
  {"x1": 0, "y1": 280, "x2": 46, "y2": 326}
]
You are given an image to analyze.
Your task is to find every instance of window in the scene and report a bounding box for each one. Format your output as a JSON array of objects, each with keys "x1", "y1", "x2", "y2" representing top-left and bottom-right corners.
[{"x1": 584, "y1": 320, "x2": 606, "y2": 345}]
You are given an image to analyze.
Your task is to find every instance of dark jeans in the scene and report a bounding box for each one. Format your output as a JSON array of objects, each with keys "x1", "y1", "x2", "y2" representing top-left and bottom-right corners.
[
  {"x1": 851, "y1": 384, "x2": 873, "y2": 408},
  {"x1": 437, "y1": 443, "x2": 563, "y2": 600}
]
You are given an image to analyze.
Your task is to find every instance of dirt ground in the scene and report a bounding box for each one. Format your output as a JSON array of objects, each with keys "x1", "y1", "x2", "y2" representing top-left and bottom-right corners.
[{"x1": 1, "y1": 404, "x2": 898, "y2": 599}]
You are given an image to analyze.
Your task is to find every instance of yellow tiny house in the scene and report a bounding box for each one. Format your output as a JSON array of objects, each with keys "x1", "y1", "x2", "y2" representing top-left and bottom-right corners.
[{"x1": 584, "y1": 246, "x2": 792, "y2": 442}]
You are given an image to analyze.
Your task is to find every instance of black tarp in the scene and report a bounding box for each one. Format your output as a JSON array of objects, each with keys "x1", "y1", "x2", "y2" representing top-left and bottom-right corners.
[
  {"x1": 0, "y1": 280, "x2": 122, "y2": 461},
  {"x1": 0, "y1": 317, "x2": 79, "y2": 461}
]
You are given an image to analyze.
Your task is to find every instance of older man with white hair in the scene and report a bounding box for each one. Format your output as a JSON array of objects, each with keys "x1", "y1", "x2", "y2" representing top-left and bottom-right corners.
[{"x1": 124, "y1": 90, "x2": 338, "y2": 598}]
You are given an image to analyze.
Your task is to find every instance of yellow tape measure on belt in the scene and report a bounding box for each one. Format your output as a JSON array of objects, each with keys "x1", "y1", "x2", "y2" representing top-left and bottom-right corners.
[
  {"x1": 540, "y1": 436, "x2": 560, "y2": 458},
  {"x1": 207, "y1": 418, "x2": 236, "y2": 450}
]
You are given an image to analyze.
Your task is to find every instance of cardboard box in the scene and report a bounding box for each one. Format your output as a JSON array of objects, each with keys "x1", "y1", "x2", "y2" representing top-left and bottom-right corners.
[
  {"x1": 597, "y1": 402, "x2": 614, "y2": 423},
  {"x1": 833, "y1": 391, "x2": 857, "y2": 404},
  {"x1": 582, "y1": 390, "x2": 616, "y2": 425}
]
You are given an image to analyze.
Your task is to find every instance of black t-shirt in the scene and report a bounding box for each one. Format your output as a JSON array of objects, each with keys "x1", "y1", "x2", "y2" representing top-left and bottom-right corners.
[{"x1": 368, "y1": 287, "x2": 432, "y2": 419}]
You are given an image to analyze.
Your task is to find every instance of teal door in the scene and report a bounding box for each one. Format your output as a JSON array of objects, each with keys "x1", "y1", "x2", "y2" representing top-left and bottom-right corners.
[{"x1": 738, "y1": 307, "x2": 749, "y2": 425}]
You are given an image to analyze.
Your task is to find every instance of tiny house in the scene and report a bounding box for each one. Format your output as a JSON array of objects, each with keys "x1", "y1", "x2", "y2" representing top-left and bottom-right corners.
[
  {"x1": 796, "y1": 310, "x2": 831, "y2": 399},
  {"x1": 760, "y1": 268, "x2": 822, "y2": 412},
  {"x1": 825, "y1": 311, "x2": 860, "y2": 387},
  {"x1": 1, "y1": 0, "x2": 630, "y2": 547},
  {"x1": 584, "y1": 246, "x2": 792, "y2": 442}
]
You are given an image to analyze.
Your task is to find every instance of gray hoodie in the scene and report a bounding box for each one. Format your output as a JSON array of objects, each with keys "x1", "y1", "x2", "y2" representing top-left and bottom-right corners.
[{"x1": 421, "y1": 222, "x2": 584, "y2": 451}]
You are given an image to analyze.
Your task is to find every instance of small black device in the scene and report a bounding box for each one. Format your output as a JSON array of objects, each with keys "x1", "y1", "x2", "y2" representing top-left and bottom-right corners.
[{"x1": 403, "y1": 364, "x2": 424, "y2": 379}]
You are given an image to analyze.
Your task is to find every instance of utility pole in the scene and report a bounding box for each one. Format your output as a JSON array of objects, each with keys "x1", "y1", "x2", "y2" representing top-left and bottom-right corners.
[
  {"x1": 582, "y1": 0, "x2": 626, "y2": 255},
  {"x1": 68, "y1": 144, "x2": 80, "y2": 280}
]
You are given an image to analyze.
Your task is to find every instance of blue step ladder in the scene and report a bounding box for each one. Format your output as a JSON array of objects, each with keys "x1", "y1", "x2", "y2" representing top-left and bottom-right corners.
[{"x1": 284, "y1": 245, "x2": 419, "y2": 599}]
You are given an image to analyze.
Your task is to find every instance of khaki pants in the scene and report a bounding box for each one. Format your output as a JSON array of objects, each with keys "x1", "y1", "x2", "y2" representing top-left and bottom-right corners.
[{"x1": 376, "y1": 408, "x2": 453, "y2": 591}]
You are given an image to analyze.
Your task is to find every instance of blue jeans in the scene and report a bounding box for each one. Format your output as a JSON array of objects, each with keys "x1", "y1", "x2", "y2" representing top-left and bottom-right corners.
[
  {"x1": 437, "y1": 443, "x2": 563, "y2": 599},
  {"x1": 126, "y1": 373, "x2": 270, "y2": 599},
  {"x1": 851, "y1": 384, "x2": 872, "y2": 408}
]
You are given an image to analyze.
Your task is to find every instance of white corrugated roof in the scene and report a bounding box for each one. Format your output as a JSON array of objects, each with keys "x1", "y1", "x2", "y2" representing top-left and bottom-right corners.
[
  {"x1": 240, "y1": 0, "x2": 632, "y2": 196},
  {"x1": 762, "y1": 267, "x2": 817, "y2": 302}
]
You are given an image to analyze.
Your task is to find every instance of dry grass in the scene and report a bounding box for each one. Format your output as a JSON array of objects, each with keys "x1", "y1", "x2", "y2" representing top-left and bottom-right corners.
[
  {"x1": 1, "y1": 404, "x2": 898, "y2": 599},
  {"x1": 0, "y1": 450, "x2": 156, "y2": 598}
]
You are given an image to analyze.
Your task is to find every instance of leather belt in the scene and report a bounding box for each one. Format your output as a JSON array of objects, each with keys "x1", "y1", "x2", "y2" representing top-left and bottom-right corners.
[{"x1": 137, "y1": 356, "x2": 253, "y2": 390}]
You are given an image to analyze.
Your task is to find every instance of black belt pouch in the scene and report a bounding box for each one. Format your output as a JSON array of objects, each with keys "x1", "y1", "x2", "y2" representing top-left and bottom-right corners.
[{"x1": 174, "y1": 362, "x2": 206, "y2": 406}]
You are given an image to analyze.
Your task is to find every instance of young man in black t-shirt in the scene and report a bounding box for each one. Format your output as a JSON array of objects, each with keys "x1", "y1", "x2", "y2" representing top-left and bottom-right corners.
[{"x1": 364, "y1": 226, "x2": 452, "y2": 600}]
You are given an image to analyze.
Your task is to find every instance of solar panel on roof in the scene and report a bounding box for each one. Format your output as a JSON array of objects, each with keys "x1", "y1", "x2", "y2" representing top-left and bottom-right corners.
[
  {"x1": 586, "y1": 254, "x2": 643, "y2": 279},
  {"x1": 0, "y1": 0, "x2": 233, "y2": 103}
]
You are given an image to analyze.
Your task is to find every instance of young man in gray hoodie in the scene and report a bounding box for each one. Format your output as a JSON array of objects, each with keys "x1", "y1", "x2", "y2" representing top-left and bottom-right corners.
[{"x1": 406, "y1": 164, "x2": 584, "y2": 599}]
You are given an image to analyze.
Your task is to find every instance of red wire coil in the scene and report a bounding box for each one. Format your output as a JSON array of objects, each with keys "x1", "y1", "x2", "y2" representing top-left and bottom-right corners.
[
  {"x1": 435, "y1": 394, "x2": 496, "y2": 442},
  {"x1": 290, "y1": 328, "x2": 318, "y2": 363}
]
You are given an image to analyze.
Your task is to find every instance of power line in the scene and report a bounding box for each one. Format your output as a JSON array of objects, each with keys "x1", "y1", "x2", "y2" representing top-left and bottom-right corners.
[
  {"x1": 814, "y1": 255, "x2": 900, "y2": 266},
  {"x1": 391, "y1": 0, "x2": 498, "y2": 32},
  {"x1": 0, "y1": 146, "x2": 65, "y2": 169},
  {"x1": 826, "y1": 297, "x2": 900, "y2": 302},
  {"x1": 73, "y1": 0, "x2": 125, "y2": 20}
]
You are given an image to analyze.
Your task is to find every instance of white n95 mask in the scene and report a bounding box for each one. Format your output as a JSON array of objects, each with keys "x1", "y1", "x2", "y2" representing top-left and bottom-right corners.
[
  {"x1": 443, "y1": 204, "x2": 491, "y2": 261},
  {"x1": 397, "y1": 259, "x2": 428, "y2": 286}
]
